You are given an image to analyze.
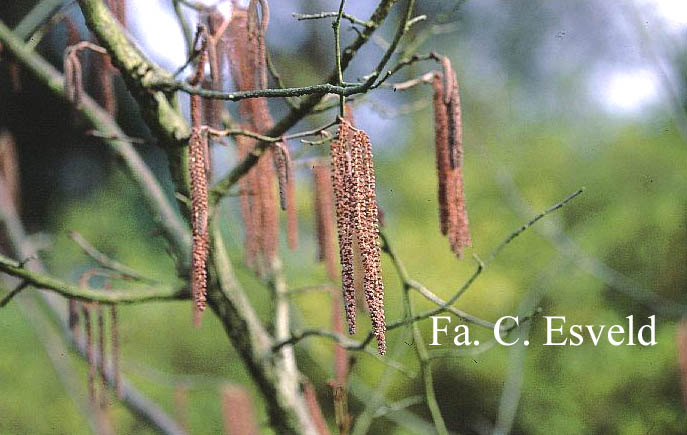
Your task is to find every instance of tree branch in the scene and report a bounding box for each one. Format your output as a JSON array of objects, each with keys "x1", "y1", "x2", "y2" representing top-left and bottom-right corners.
[{"x1": 0, "y1": 253, "x2": 186, "y2": 304}]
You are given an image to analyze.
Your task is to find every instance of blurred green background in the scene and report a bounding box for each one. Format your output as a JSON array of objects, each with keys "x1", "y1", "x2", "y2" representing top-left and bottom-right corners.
[{"x1": 1, "y1": 0, "x2": 687, "y2": 434}]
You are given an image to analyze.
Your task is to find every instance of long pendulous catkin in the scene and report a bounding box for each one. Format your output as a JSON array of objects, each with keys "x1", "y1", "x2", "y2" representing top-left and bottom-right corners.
[
  {"x1": 227, "y1": 2, "x2": 281, "y2": 270},
  {"x1": 313, "y1": 164, "x2": 338, "y2": 281},
  {"x1": 432, "y1": 59, "x2": 471, "y2": 258},
  {"x1": 236, "y1": 135, "x2": 261, "y2": 268},
  {"x1": 330, "y1": 120, "x2": 386, "y2": 354},
  {"x1": 330, "y1": 121, "x2": 356, "y2": 333},
  {"x1": 189, "y1": 36, "x2": 209, "y2": 325},
  {"x1": 351, "y1": 129, "x2": 385, "y2": 355},
  {"x1": 222, "y1": 385, "x2": 259, "y2": 435}
]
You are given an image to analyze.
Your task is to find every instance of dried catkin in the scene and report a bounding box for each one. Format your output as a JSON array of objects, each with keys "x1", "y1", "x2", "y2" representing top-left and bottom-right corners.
[
  {"x1": 274, "y1": 142, "x2": 299, "y2": 250},
  {"x1": 64, "y1": 49, "x2": 84, "y2": 108},
  {"x1": 432, "y1": 66, "x2": 471, "y2": 258},
  {"x1": 313, "y1": 164, "x2": 338, "y2": 281},
  {"x1": 302, "y1": 381, "x2": 331, "y2": 435},
  {"x1": 222, "y1": 385, "x2": 259, "y2": 435},
  {"x1": 227, "y1": 2, "x2": 282, "y2": 270},
  {"x1": 330, "y1": 120, "x2": 356, "y2": 333}
]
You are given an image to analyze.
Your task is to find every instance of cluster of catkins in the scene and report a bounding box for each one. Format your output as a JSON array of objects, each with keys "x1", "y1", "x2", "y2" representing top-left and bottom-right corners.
[
  {"x1": 70, "y1": 271, "x2": 122, "y2": 420},
  {"x1": 329, "y1": 119, "x2": 386, "y2": 355},
  {"x1": 432, "y1": 57, "x2": 471, "y2": 257},
  {"x1": 188, "y1": 0, "x2": 299, "y2": 323},
  {"x1": 63, "y1": 0, "x2": 124, "y2": 116}
]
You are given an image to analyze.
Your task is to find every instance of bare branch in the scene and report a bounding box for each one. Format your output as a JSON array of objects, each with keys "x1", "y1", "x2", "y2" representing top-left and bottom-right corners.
[{"x1": 0, "y1": 253, "x2": 186, "y2": 304}]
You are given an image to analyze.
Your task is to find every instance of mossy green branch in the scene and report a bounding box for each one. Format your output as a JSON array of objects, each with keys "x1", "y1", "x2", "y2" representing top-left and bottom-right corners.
[
  {"x1": 0, "y1": 254, "x2": 187, "y2": 304},
  {"x1": 77, "y1": 0, "x2": 192, "y2": 212}
]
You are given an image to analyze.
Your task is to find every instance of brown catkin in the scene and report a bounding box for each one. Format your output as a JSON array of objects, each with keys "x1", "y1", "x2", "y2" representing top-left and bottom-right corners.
[
  {"x1": 330, "y1": 120, "x2": 356, "y2": 333},
  {"x1": 236, "y1": 135, "x2": 261, "y2": 267},
  {"x1": 64, "y1": 50, "x2": 84, "y2": 108},
  {"x1": 274, "y1": 143, "x2": 289, "y2": 211},
  {"x1": 0, "y1": 130, "x2": 20, "y2": 213},
  {"x1": 302, "y1": 381, "x2": 330, "y2": 435},
  {"x1": 432, "y1": 65, "x2": 471, "y2": 258},
  {"x1": 228, "y1": 3, "x2": 282, "y2": 270},
  {"x1": 313, "y1": 164, "x2": 338, "y2": 281},
  {"x1": 433, "y1": 75, "x2": 451, "y2": 236},
  {"x1": 190, "y1": 126, "x2": 209, "y2": 325},
  {"x1": 189, "y1": 35, "x2": 210, "y2": 325},
  {"x1": 222, "y1": 385, "x2": 259, "y2": 435},
  {"x1": 258, "y1": 147, "x2": 278, "y2": 262},
  {"x1": 351, "y1": 129, "x2": 385, "y2": 354},
  {"x1": 273, "y1": 142, "x2": 299, "y2": 250}
]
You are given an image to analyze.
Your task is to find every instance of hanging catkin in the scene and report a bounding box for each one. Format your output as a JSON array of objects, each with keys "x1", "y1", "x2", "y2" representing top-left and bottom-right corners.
[
  {"x1": 351, "y1": 129, "x2": 385, "y2": 355},
  {"x1": 432, "y1": 58, "x2": 471, "y2": 258},
  {"x1": 274, "y1": 142, "x2": 299, "y2": 250},
  {"x1": 227, "y1": 2, "x2": 283, "y2": 270},
  {"x1": 330, "y1": 120, "x2": 386, "y2": 354},
  {"x1": 330, "y1": 121, "x2": 356, "y2": 333},
  {"x1": 189, "y1": 37, "x2": 210, "y2": 325},
  {"x1": 236, "y1": 135, "x2": 261, "y2": 268}
]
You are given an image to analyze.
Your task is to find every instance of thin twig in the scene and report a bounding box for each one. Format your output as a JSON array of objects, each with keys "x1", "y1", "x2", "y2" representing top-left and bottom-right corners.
[{"x1": 68, "y1": 231, "x2": 158, "y2": 283}]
